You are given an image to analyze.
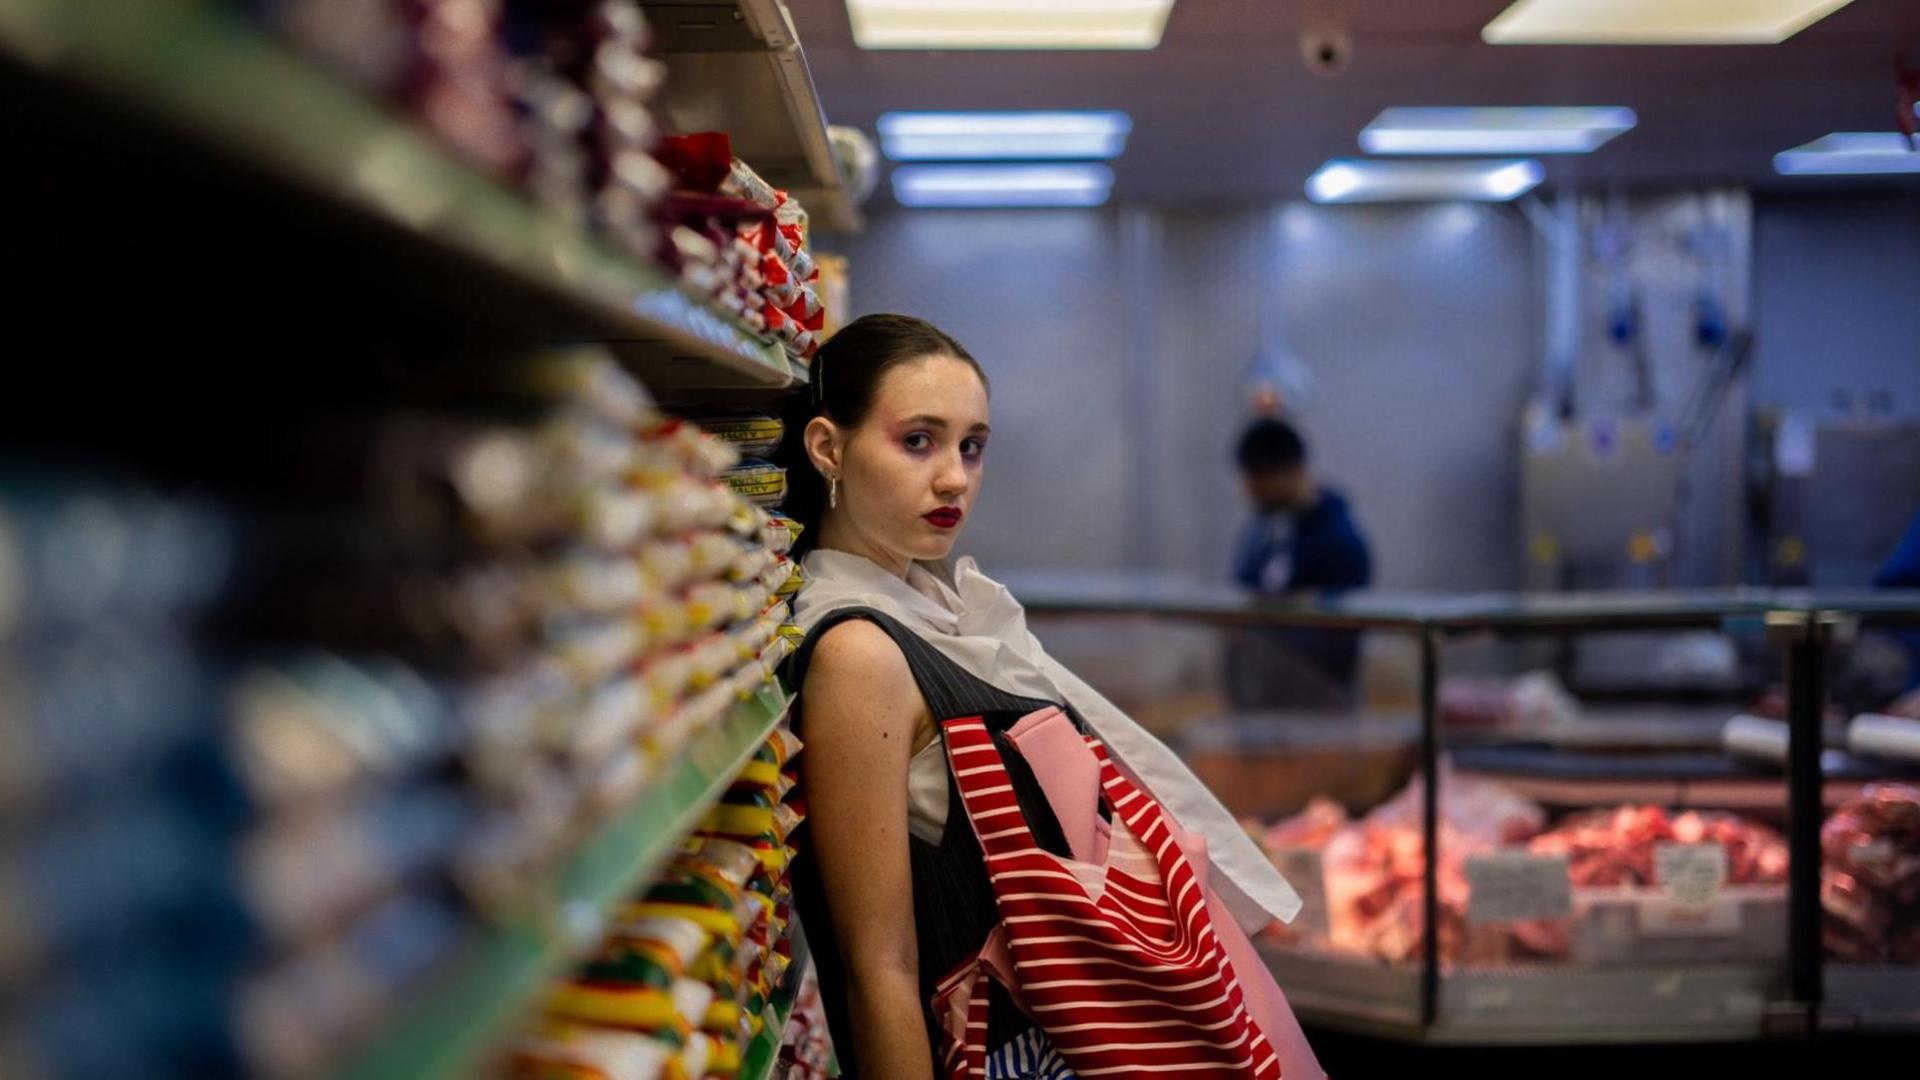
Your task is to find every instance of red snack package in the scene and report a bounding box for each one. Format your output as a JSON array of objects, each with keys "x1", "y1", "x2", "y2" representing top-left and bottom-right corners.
[{"x1": 654, "y1": 132, "x2": 736, "y2": 193}]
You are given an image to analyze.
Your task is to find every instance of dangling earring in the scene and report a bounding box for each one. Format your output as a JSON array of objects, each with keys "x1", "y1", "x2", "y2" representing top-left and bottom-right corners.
[{"x1": 828, "y1": 473, "x2": 839, "y2": 510}]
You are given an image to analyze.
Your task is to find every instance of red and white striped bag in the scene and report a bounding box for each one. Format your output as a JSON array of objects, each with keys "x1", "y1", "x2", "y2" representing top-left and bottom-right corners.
[{"x1": 930, "y1": 709, "x2": 1291, "y2": 1079}]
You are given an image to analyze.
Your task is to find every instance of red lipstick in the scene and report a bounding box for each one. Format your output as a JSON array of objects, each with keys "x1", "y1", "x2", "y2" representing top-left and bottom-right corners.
[{"x1": 924, "y1": 506, "x2": 963, "y2": 529}]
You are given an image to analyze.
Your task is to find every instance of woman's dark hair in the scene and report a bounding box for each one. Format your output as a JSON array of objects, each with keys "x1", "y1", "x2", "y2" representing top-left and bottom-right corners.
[{"x1": 777, "y1": 313, "x2": 986, "y2": 560}]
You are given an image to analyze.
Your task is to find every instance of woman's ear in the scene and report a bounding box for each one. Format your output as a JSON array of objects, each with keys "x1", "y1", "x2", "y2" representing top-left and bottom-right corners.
[{"x1": 803, "y1": 416, "x2": 842, "y2": 477}]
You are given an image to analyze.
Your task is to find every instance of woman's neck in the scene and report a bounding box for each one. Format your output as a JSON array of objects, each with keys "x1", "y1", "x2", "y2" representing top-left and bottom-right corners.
[{"x1": 813, "y1": 514, "x2": 911, "y2": 579}]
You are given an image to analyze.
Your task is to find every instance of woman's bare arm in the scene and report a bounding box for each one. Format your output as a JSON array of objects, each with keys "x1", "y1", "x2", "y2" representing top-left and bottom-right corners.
[{"x1": 800, "y1": 619, "x2": 937, "y2": 1080}]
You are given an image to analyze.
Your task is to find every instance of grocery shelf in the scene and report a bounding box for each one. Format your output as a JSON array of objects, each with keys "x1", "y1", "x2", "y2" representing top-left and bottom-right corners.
[
  {"x1": 643, "y1": 0, "x2": 863, "y2": 234},
  {"x1": 740, "y1": 926, "x2": 814, "y2": 1080},
  {"x1": 0, "y1": 0, "x2": 806, "y2": 390},
  {"x1": 328, "y1": 680, "x2": 794, "y2": 1080}
]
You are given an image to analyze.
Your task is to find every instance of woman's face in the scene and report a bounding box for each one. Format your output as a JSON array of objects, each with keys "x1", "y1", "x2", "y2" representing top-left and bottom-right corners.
[{"x1": 818, "y1": 355, "x2": 989, "y2": 575}]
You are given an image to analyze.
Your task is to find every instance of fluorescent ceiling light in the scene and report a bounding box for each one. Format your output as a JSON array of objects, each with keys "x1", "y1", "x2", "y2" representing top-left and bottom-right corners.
[
  {"x1": 892, "y1": 164, "x2": 1115, "y2": 207},
  {"x1": 1359, "y1": 107, "x2": 1636, "y2": 155},
  {"x1": 1774, "y1": 133, "x2": 1920, "y2": 175},
  {"x1": 878, "y1": 111, "x2": 1133, "y2": 161},
  {"x1": 1483, "y1": 0, "x2": 1857, "y2": 44},
  {"x1": 1306, "y1": 159, "x2": 1544, "y2": 203},
  {"x1": 847, "y1": 0, "x2": 1175, "y2": 50}
]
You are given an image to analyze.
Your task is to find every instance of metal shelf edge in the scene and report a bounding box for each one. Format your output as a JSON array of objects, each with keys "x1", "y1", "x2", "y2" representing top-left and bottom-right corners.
[
  {"x1": 0, "y1": 0, "x2": 801, "y2": 387},
  {"x1": 739, "y1": 928, "x2": 813, "y2": 1080},
  {"x1": 647, "y1": 0, "x2": 861, "y2": 235},
  {"x1": 327, "y1": 681, "x2": 794, "y2": 1080}
]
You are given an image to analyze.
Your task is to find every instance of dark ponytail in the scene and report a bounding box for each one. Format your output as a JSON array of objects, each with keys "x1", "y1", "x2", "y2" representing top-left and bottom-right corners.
[{"x1": 777, "y1": 314, "x2": 986, "y2": 560}]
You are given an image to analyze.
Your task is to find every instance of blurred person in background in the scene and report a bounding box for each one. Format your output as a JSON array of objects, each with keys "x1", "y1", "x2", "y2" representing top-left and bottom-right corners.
[{"x1": 1226, "y1": 418, "x2": 1373, "y2": 710}]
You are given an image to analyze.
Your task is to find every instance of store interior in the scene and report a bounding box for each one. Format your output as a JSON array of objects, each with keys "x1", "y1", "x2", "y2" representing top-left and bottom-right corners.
[{"x1": 3, "y1": 1, "x2": 1919, "y2": 1078}]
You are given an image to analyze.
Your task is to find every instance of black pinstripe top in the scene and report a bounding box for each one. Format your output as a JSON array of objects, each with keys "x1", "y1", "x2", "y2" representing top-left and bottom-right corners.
[{"x1": 783, "y1": 605, "x2": 1087, "y2": 1079}]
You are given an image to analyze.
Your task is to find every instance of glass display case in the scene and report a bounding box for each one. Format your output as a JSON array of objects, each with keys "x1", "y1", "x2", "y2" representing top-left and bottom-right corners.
[
  {"x1": 1800, "y1": 593, "x2": 1920, "y2": 1032},
  {"x1": 1003, "y1": 577, "x2": 1920, "y2": 1044}
]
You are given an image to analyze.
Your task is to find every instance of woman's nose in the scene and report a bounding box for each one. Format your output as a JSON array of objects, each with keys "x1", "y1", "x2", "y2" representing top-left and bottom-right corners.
[{"x1": 933, "y1": 451, "x2": 969, "y2": 498}]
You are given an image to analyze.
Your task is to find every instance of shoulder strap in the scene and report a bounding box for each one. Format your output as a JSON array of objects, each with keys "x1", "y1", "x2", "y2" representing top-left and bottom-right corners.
[
  {"x1": 942, "y1": 715, "x2": 1046, "y2": 861},
  {"x1": 785, "y1": 605, "x2": 1055, "y2": 723}
]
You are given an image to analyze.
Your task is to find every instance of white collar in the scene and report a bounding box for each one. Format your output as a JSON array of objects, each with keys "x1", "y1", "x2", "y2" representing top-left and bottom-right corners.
[
  {"x1": 798, "y1": 549, "x2": 1031, "y2": 646},
  {"x1": 799, "y1": 549, "x2": 956, "y2": 630},
  {"x1": 791, "y1": 545, "x2": 1304, "y2": 931}
]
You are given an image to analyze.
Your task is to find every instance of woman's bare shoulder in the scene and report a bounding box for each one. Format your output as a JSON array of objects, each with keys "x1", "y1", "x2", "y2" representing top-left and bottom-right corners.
[
  {"x1": 802, "y1": 618, "x2": 937, "y2": 747},
  {"x1": 804, "y1": 617, "x2": 913, "y2": 693}
]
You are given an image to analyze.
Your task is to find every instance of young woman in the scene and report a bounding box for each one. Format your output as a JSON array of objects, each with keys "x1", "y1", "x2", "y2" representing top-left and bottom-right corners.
[{"x1": 778, "y1": 314, "x2": 1323, "y2": 1080}]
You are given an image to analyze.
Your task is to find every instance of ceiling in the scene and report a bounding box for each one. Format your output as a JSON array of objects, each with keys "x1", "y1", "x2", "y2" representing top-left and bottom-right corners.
[{"x1": 788, "y1": 0, "x2": 1920, "y2": 206}]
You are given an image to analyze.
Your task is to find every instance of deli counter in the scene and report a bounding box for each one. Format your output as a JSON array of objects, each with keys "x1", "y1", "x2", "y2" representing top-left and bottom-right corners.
[{"x1": 1002, "y1": 580, "x2": 1920, "y2": 1044}]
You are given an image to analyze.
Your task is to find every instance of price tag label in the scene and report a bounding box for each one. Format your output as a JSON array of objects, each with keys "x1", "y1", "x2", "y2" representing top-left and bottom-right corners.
[
  {"x1": 1271, "y1": 847, "x2": 1330, "y2": 940},
  {"x1": 1466, "y1": 852, "x2": 1572, "y2": 925},
  {"x1": 1639, "y1": 895, "x2": 1743, "y2": 937},
  {"x1": 1654, "y1": 843, "x2": 1728, "y2": 905}
]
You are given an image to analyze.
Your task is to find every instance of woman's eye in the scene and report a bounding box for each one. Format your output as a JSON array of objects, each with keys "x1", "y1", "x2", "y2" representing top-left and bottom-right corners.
[
  {"x1": 904, "y1": 433, "x2": 932, "y2": 451},
  {"x1": 961, "y1": 438, "x2": 986, "y2": 459}
]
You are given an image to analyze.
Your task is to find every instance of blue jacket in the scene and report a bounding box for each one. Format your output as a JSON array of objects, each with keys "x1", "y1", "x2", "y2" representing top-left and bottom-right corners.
[
  {"x1": 1876, "y1": 510, "x2": 1920, "y2": 692},
  {"x1": 1228, "y1": 488, "x2": 1372, "y2": 701},
  {"x1": 1233, "y1": 488, "x2": 1372, "y2": 595},
  {"x1": 1875, "y1": 511, "x2": 1920, "y2": 590}
]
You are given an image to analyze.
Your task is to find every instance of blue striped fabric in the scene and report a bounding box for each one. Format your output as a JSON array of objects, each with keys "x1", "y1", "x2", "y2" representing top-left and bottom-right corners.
[{"x1": 985, "y1": 1026, "x2": 1076, "y2": 1080}]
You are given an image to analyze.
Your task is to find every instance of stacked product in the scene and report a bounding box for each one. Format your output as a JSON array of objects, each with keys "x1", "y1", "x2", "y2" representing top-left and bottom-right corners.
[
  {"x1": 262, "y1": 0, "x2": 837, "y2": 312},
  {"x1": 0, "y1": 479, "x2": 246, "y2": 1079},
  {"x1": 427, "y1": 362, "x2": 806, "y2": 916},
  {"x1": 0, "y1": 350, "x2": 807, "y2": 1080},
  {"x1": 507, "y1": 727, "x2": 808, "y2": 1080},
  {"x1": 654, "y1": 133, "x2": 826, "y2": 368},
  {"x1": 260, "y1": 0, "x2": 531, "y2": 176},
  {"x1": 252, "y1": 2, "x2": 835, "y2": 364},
  {"x1": 499, "y1": 0, "x2": 672, "y2": 251},
  {"x1": 1822, "y1": 784, "x2": 1920, "y2": 964},
  {"x1": 810, "y1": 254, "x2": 850, "y2": 342},
  {"x1": 216, "y1": 643, "x2": 484, "y2": 1080},
  {"x1": 695, "y1": 410, "x2": 802, "y2": 604},
  {"x1": 764, "y1": 968, "x2": 833, "y2": 1080}
]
